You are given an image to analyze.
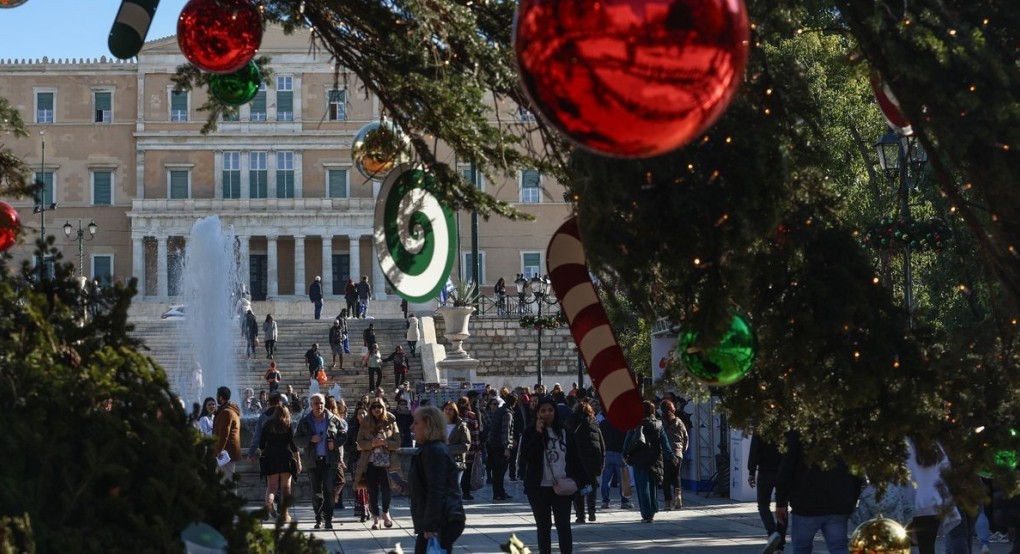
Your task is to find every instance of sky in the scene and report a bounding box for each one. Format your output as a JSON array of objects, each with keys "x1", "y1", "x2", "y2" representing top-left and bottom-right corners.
[{"x1": 0, "y1": 0, "x2": 190, "y2": 60}]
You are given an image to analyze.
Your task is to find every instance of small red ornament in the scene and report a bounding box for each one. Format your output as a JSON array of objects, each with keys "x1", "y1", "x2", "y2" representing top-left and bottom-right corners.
[
  {"x1": 514, "y1": 0, "x2": 749, "y2": 158},
  {"x1": 0, "y1": 201, "x2": 21, "y2": 252},
  {"x1": 177, "y1": 0, "x2": 263, "y2": 74}
]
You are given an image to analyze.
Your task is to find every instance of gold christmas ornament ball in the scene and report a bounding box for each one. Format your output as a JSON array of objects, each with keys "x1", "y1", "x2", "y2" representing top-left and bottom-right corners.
[
  {"x1": 352, "y1": 121, "x2": 411, "y2": 180},
  {"x1": 849, "y1": 516, "x2": 912, "y2": 554}
]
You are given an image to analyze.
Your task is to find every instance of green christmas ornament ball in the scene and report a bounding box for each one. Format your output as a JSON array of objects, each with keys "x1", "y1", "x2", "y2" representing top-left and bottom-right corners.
[
  {"x1": 679, "y1": 313, "x2": 757, "y2": 386},
  {"x1": 208, "y1": 61, "x2": 261, "y2": 106}
]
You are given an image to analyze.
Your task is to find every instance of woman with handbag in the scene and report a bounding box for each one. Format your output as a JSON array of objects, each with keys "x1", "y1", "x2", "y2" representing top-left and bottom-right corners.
[
  {"x1": 622, "y1": 401, "x2": 677, "y2": 523},
  {"x1": 519, "y1": 396, "x2": 582, "y2": 554},
  {"x1": 409, "y1": 406, "x2": 467, "y2": 553},
  {"x1": 355, "y1": 399, "x2": 402, "y2": 529},
  {"x1": 443, "y1": 402, "x2": 472, "y2": 489},
  {"x1": 258, "y1": 405, "x2": 301, "y2": 522}
]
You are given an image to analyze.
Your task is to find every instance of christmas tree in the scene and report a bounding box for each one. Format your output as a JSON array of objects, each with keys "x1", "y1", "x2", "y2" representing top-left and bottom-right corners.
[{"x1": 1, "y1": 0, "x2": 1017, "y2": 508}]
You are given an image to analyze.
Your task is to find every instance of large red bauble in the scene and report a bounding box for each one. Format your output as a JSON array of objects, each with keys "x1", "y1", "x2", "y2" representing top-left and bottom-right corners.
[
  {"x1": 0, "y1": 201, "x2": 20, "y2": 253},
  {"x1": 177, "y1": 0, "x2": 263, "y2": 74},
  {"x1": 514, "y1": 0, "x2": 749, "y2": 158}
]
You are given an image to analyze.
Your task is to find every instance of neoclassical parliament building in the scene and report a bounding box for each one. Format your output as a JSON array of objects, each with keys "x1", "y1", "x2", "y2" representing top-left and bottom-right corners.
[{"x1": 0, "y1": 26, "x2": 569, "y2": 304}]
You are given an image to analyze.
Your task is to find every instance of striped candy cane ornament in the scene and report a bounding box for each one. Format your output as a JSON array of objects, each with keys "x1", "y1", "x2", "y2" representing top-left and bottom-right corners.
[
  {"x1": 108, "y1": 0, "x2": 160, "y2": 60},
  {"x1": 547, "y1": 217, "x2": 643, "y2": 431}
]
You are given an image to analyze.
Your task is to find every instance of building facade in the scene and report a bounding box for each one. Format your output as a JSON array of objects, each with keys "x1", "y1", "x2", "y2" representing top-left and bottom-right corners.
[{"x1": 0, "y1": 27, "x2": 570, "y2": 302}]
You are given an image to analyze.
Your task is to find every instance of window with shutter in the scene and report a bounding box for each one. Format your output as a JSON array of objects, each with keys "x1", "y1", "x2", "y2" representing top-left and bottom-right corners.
[
  {"x1": 93, "y1": 255, "x2": 113, "y2": 286},
  {"x1": 93, "y1": 171, "x2": 112, "y2": 205},
  {"x1": 223, "y1": 152, "x2": 240, "y2": 198},
  {"x1": 328, "y1": 89, "x2": 346, "y2": 121},
  {"x1": 522, "y1": 252, "x2": 541, "y2": 278},
  {"x1": 169, "y1": 170, "x2": 189, "y2": 199},
  {"x1": 36, "y1": 92, "x2": 54, "y2": 124},
  {"x1": 250, "y1": 152, "x2": 267, "y2": 198},
  {"x1": 34, "y1": 171, "x2": 54, "y2": 206},
  {"x1": 276, "y1": 151, "x2": 294, "y2": 198},
  {"x1": 276, "y1": 76, "x2": 293, "y2": 121},
  {"x1": 521, "y1": 169, "x2": 541, "y2": 203},
  {"x1": 327, "y1": 169, "x2": 348, "y2": 198},
  {"x1": 170, "y1": 91, "x2": 188, "y2": 121},
  {"x1": 250, "y1": 84, "x2": 267, "y2": 121},
  {"x1": 94, "y1": 91, "x2": 112, "y2": 123}
]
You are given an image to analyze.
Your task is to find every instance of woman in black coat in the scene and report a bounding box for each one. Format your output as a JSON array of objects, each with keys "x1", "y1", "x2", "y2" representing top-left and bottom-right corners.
[
  {"x1": 409, "y1": 406, "x2": 466, "y2": 553},
  {"x1": 568, "y1": 401, "x2": 605, "y2": 523},
  {"x1": 519, "y1": 396, "x2": 583, "y2": 554}
]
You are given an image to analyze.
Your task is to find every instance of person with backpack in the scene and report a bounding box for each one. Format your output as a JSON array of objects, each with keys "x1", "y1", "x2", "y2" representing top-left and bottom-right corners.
[
  {"x1": 622, "y1": 401, "x2": 677, "y2": 523},
  {"x1": 305, "y1": 343, "x2": 323, "y2": 378}
]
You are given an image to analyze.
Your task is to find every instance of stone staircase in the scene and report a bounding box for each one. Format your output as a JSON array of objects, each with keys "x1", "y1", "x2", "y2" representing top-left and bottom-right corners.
[
  {"x1": 131, "y1": 317, "x2": 425, "y2": 401},
  {"x1": 129, "y1": 316, "x2": 424, "y2": 502}
]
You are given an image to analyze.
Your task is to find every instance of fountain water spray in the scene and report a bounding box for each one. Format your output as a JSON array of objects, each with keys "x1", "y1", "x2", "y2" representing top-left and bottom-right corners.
[{"x1": 174, "y1": 216, "x2": 245, "y2": 405}]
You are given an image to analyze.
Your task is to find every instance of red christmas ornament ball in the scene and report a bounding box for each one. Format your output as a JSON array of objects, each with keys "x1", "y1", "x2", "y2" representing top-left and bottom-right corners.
[
  {"x1": 0, "y1": 201, "x2": 21, "y2": 253},
  {"x1": 514, "y1": 0, "x2": 749, "y2": 158},
  {"x1": 177, "y1": 0, "x2": 263, "y2": 74}
]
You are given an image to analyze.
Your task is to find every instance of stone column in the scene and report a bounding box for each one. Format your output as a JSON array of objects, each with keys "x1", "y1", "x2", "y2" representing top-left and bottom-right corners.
[
  {"x1": 322, "y1": 235, "x2": 333, "y2": 296},
  {"x1": 267, "y1": 236, "x2": 279, "y2": 298},
  {"x1": 131, "y1": 235, "x2": 144, "y2": 291},
  {"x1": 156, "y1": 236, "x2": 168, "y2": 298},
  {"x1": 371, "y1": 236, "x2": 386, "y2": 299},
  {"x1": 349, "y1": 236, "x2": 361, "y2": 283},
  {"x1": 294, "y1": 235, "x2": 306, "y2": 297}
]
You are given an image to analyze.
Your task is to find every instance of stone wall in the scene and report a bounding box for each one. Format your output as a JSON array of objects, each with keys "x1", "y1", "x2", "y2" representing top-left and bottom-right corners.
[{"x1": 434, "y1": 316, "x2": 589, "y2": 389}]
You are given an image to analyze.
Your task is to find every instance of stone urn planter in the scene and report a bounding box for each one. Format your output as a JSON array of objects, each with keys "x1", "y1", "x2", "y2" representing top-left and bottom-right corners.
[{"x1": 438, "y1": 305, "x2": 474, "y2": 358}]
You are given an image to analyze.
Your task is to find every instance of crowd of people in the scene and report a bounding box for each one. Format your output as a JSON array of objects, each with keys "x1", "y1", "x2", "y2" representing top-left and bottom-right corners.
[{"x1": 190, "y1": 378, "x2": 696, "y2": 554}]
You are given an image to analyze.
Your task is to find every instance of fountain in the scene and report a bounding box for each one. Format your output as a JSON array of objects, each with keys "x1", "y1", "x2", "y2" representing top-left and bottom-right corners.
[{"x1": 168, "y1": 216, "x2": 246, "y2": 407}]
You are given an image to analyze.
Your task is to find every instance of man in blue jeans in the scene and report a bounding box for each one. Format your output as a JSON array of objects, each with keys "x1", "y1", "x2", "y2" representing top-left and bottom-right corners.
[
  {"x1": 749, "y1": 431, "x2": 786, "y2": 553},
  {"x1": 598, "y1": 412, "x2": 633, "y2": 509},
  {"x1": 775, "y1": 431, "x2": 863, "y2": 554}
]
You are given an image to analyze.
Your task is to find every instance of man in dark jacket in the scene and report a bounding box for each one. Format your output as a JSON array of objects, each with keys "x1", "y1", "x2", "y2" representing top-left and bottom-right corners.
[
  {"x1": 309, "y1": 276, "x2": 324, "y2": 320},
  {"x1": 328, "y1": 319, "x2": 344, "y2": 369},
  {"x1": 775, "y1": 431, "x2": 863, "y2": 554},
  {"x1": 363, "y1": 323, "x2": 377, "y2": 349},
  {"x1": 487, "y1": 393, "x2": 516, "y2": 500},
  {"x1": 355, "y1": 275, "x2": 372, "y2": 318},
  {"x1": 295, "y1": 393, "x2": 348, "y2": 529},
  {"x1": 243, "y1": 309, "x2": 258, "y2": 359},
  {"x1": 749, "y1": 430, "x2": 786, "y2": 553}
]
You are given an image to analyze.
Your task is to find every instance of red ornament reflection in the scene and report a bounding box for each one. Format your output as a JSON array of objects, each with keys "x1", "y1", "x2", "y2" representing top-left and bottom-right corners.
[
  {"x1": 177, "y1": 0, "x2": 263, "y2": 74},
  {"x1": 0, "y1": 201, "x2": 20, "y2": 253},
  {"x1": 514, "y1": 0, "x2": 749, "y2": 158}
]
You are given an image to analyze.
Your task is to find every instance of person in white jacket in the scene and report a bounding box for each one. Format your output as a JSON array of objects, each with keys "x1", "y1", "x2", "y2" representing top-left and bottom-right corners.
[
  {"x1": 906, "y1": 437, "x2": 961, "y2": 554},
  {"x1": 406, "y1": 314, "x2": 420, "y2": 357}
]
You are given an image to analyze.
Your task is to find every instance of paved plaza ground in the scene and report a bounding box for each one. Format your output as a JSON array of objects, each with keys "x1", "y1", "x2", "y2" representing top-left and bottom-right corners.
[{"x1": 259, "y1": 482, "x2": 1015, "y2": 553}]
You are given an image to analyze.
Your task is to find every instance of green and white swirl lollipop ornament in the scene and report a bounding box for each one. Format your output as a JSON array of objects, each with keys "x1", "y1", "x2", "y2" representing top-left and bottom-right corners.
[{"x1": 374, "y1": 165, "x2": 458, "y2": 302}]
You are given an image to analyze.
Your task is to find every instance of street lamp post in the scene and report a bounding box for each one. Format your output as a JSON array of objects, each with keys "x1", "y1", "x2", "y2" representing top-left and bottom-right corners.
[
  {"x1": 32, "y1": 131, "x2": 57, "y2": 280},
  {"x1": 64, "y1": 219, "x2": 97, "y2": 278},
  {"x1": 515, "y1": 273, "x2": 558, "y2": 387},
  {"x1": 875, "y1": 130, "x2": 927, "y2": 329}
]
